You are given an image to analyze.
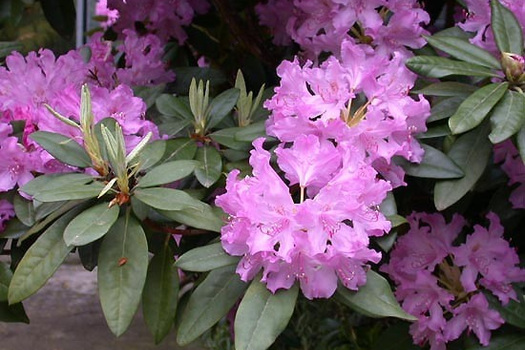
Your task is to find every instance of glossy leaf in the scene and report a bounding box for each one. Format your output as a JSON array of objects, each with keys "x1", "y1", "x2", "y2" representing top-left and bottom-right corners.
[
  {"x1": 424, "y1": 35, "x2": 501, "y2": 69},
  {"x1": 8, "y1": 210, "x2": 78, "y2": 304},
  {"x1": 467, "y1": 334, "x2": 525, "y2": 350},
  {"x1": 449, "y1": 83, "x2": 508, "y2": 134},
  {"x1": 0, "y1": 302, "x2": 29, "y2": 323},
  {"x1": 143, "y1": 246, "x2": 179, "y2": 344},
  {"x1": 207, "y1": 88, "x2": 240, "y2": 130},
  {"x1": 158, "y1": 119, "x2": 191, "y2": 137},
  {"x1": 29, "y1": 131, "x2": 92, "y2": 168},
  {"x1": 210, "y1": 127, "x2": 252, "y2": 150},
  {"x1": 134, "y1": 187, "x2": 202, "y2": 211},
  {"x1": 162, "y1": 138, "x2": 197, "y2": 162},
  {"x1": 98, "y1": 215, "x2": 148, "y2": 337},
  {"x1": 336, "y1": 270, "x2": 417, "y2": 321},
  {"x1": 405, "y1": 56, "x2": 499, "y2": 78},
  {"x1": 0, "y1": 262, "x2": 12, "y2": 301},
  {"x1": 155, "y1": 94, "x2": 193, "y2": 120},
  {"x1": 138, "y1": 140, "x2": 166, "y2": 171},
  {"x1": 413, "y1": 82, "x2": 477, "y2": 97},
  {"x1": 20, "y1": 173, "x2": 95, "y2": 197},
  {"x1": 419, "y1": 124, "x2": 451, "y2": 139},
  {"x1": 489, "y1": 91, "x2": 525, "y2": 144},
  {"x1": 194, "y1": 145, "x2": 222, "y2": 188},
  {"x1": 159, "y1": 203, "x2": 223, "y2": 232},
  {"x1": 490, "y1": 0, "x2": 524, "y2": 55},
  {"x1": 63, "y1": 203, "x2": 119, "y2": 246},
  {"x1": 235, "y1": 121, "x2": 266, "y2": 142},
  {"x1": 434, "y1": 124, "x2": 492, "y2": 210},
  {"x1": 175, "y1": 243, "x2": 238, "y2": 272},
  {"x1": 137, "y1": 160, "x2": 198, "y2": 188},
  {"x1": 13, "y1": 194, "x2": 35, "y2": 227},
  {"x1": 396, "y1": 144, "x2": 464, "y2": 179},
  {"x1": 235, "y1": 280, "x2": 298, "y2": 350},
  {"x1": 33, "y1": 182, "x2": 104, "y2": 202},
  {"x1": 176, "y1": 266, "x2": 247, "y2": 345},
  {"x1": 486, "y1": 292, "x2": 525, "y2": 329},
  {"x1": 428, "y1": 96, "x2": 465, "y2": 123}
]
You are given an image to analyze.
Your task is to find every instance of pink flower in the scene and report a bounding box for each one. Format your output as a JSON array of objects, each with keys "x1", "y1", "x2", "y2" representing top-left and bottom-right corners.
[
  {"x1": 444, "y1": 294, "x2": 504, "y2": 346},
  {"x1": 494, "y1": 140, "x2": 525, "y2": 209},
  {"x1": 0, "y1": 136, "x2": 37, "y2": 192},
  {"x1": 95, "y1": 0, "x2": 119, "y2": 29}
]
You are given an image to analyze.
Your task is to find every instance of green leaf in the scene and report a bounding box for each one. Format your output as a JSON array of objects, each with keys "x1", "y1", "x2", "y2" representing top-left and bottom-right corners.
[
  {"x1": 0, "y1": 262, "x2": 13, "y2": 302},
  {"x1": 428, "y1": 96, "x2": 465, "y2": 123},
  {"x1": 434, "y1": 123, "x2": 492, "y2": 210},
  {"x1": 98, "y1": 214, "x2": 149, "y2": 337},
  {"x1": 235, "y1": 121, "x2": 267, "y2": 142},
  {"x1": 13, "y1": 194, "x2": 35, "y2": 227},
  {"x1": 133, "y1": 84, "x2": 165, "y2": 109},
  {"x1": 489, "y1": 91, "x2": 525, "y2": 143},
  {"x1": 375, "y1": 231, "x2": 398, "y2": 253},
  {"x1": 63, "y1": 203, "x2": 119, "y2": 246},
  {"x1": 162, "y1": 138, "x2": 197, "y2": 162},
  {"x1": 210, "y1": 127, "x2": 252, "y2": 150},
  {"x1": 0, "y1": 302, "x2": 29, "y2": 323},
  {"x1": 159, "y1": 204, "x2": 224, "y2": 232},
  {"x1": 235, "y1": 280, "x2": 298, "y2": 350},
  {"x1": 467, "y1": 334, "x2": 525, "y2": 350},
  {"x1": 143, "y1": 246, "x2": 179, "y2": 344},
  {"x1": 424, "y1": 35, "x2": 501, "y2": 69},
  {"x1": 490, "y1": 0, "x2": 524, "y2": 55},
  {"x1": 395, "y1": 144, "x2": 464, "y2": 179},
  {"x1": 158, "y1": 119, "x2": 191, "y2": 137},
  {"x1": 419, "y1": 124, "x2": 451, "y2": 139},
  {"x1": 33, "y1": 182, "x2": 105, "y2": 203},
  {"x1": 138, "y1": 140, "x2": 166, "y2": 171},
  {"x1": 137, "y1": 160, "x2": 198, "y2": 188},
  {"x1": 207, "y1": 88, "x2": 240, "y2": 130},
  {"x1": 372, "y1": 323, "x2": 419, "y2": 350},
  {"x1": 156, "y1": 94, "x2": 193, "y2": 120},
  {"x1": 8, "y1": 209, "x2": 79, "y2": 304},
  {"x1": 29, "y1": 131, "x2": 92, "y2": 168},
  {"x1": 135, "y1": 187, "x2": 203, "y2": 211},
  {"x1": 387, "y1": 215, "x2": 407, "y2": 228},
  {"x1": 405, "y1": 56, "x2": 500, "y2": 78},
  {"x1": 194, "y1": 146, "x2": 222, "y2": 188},
  {"x1": 518, "y1": 125, "x2": 525, "y2": 163},
  {"x1": 176, "y1": 243, "x2": 238, "y2": 272},
  {"x1": 413, "y1": 82, "x2": 477, "y2": 97},
  {"x1": 21, "y1": 173, "x2": 95, "y2": 197},
  {"x1": 172, "y1": 67, "x2": 227, "y2": 95},
  {"x1": 0, "y1": 41, "x2": 23, "y2": 59},
  {"x1": 449, "y1": 83, "x2": 508, "y2": 134},
  {"x1": 177, "y1": 266, "x2": 247, "y2": 345},
  {"x1": 40, "y1": 0, "x2": 76, "y2": 39},
  {"x1": 336, "y1": 270, "x2": 417, "y2": 321},
  {"x1": 0, "y1": 219, "x2": 28, "y2": 240},
  {"x1": 486, "y1": 292, "x2": 525, "y2": 329}
]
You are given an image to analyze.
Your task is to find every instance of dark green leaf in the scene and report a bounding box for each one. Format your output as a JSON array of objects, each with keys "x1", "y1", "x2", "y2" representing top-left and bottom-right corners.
[
  {"x1": 0, "y1": 262, "x2": 13, "y2": 302},
  {"x1": 0, "y1": 41, "x2": 23, "y2": 59},
  {"x1": 518, "y1": 125, "x2": 525, "y2": 163},
  {"x1": 0, "y1": 219, "x2": 28, "y2": 240},
  {"x1": 419, "y1": 124, "x2": 451, "y2": 139},
  {"x1": 172, "y1": 67, "x2": 227, "y2": 95},
  {"x1": 8, "y1": 209, "x2": 79, "y2": 304},
  {"x1": 143, "y1": 246, "x2": 179, "y2": 344},
  {"x1": 428, "y1": 96, "x2": 465, "y2": 123},
  {"x1": 235, "y1": 121, "x2": 266, "y2": 142},
  {"x1": 98, "y1": 215, "x2": 148, "y2": 336},
  {"x1": 176, "y1": 265, "x2": 247, "y2": 345},
  {"x1": 413, "y1": 82, "x2": 477, "y2": 97},
  {"x1": 30, "y1": 131, "x2": 92, "y2": 168},
  {"x1": 162, "y1": 138, "x2": 197, "y2": 162},
  {"x1": 135, "y1": 187, "x2": 203, "y2": 211},
  {"x1": 207, "y1": 88, "x2": 240, "y2": 130},
  {"x1": 449, "y1": 83, "x2": 508, "y2": 134},
  {"x1": 40, "y1": 0, "x2": 76, "y2": 39},
  {"x1": 138, "y1": 140, "x2": 166, "y2": 171},
  {"x1": 0, "y1": 302, "x2": 29, "y2": 323},
  {"x1": 387, "y1": 215, "x2": 407, "y2": 228},
  {"x1": 78, "y1": 240, "x2": 101, "y2": 272},
  {"x1": 210, "y1": 127, "x2": 252, "y2": 150},
  {"x1": 194, "y1": 146, "x2": 222, "y2": 188},
  {"x1": 32, "y1": 182, "x2": 104, "y2": 203},
  {"x1": 489, "y1": 91, "x2": 525, "y2": 143},
  {"x1": 13, "y1": 194, "x2": 35, "y2": 227},
  {"x1": 21, "y1": 173, "x2": 95, "y2": 197},
  {"x1": 235, "y1": 280, "x2": 298, "y2": 350},
  {"x1": 131, "y1": 197, "x2": 149, "y2": 221},
  {"x1": 336, "y1": 270, "x2": 417, "y2": 321},
  {"x1": 396, "y1": 144, "x2": 464, "y2": 179},
  {"x1": 159, "y1": 204, "x2": 224, "y2": 232},
  {"x1": 405, "y1": 56, "x2": 500, "y2": 78},
  {"x1": 372, "y1": 323, "x2": 419, "y2": 350},
  {"x1": 491, "y1": 0, "x2": 524, "y2": 55},
  {"x1": 176, "y1": 243, "x2": 238, "y2": 272},
  {"x1": 434, "y1": 123, "x2": 492, "y2": 210},
  {"x1": 158, "y1": 119, "x2": 191, "y2": 137},
  {"x1": 34, "y1": 201, "x2": 66, "y2": 221},
  {"x1": 133, "y1": 84, "x2": 165, "y2": 109},
  {"x1": 156, "y1": 94, "x2": 193, "y2": 119},
  {"x1": 375, "y1": 230, "x2": 398, "y2": 253},
  {"x1": 467, "y1": 334, "x2": 525, "y2": 350},
  {"x1": 137, "y1": 160, "x2": 198, "y2": 188},
  {"x1": 63, "y1": 203, "x2": 119, "y2": 246},
  {"x1": 424, "y1": 35, "x2": 501, "y2": 69}
]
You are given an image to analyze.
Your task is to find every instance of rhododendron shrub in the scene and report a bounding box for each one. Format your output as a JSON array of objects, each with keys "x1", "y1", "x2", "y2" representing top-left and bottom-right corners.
[{"x1": 1, "y1": 0, "x2": 525, "y2": 349}]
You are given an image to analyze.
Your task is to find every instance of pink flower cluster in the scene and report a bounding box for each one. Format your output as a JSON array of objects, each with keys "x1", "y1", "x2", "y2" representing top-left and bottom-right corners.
[
  {"x1": 256, "y1": 0, "x2": 429, "y2": 58},
  {"x1": 382, "y1": 212, "x2": 525, "y2": 350},
  {"x1": 494, "y1": 140, "x2": 525, "y2": 209},
  {"x1": 96, "y1": 0, "x2": 210, "y2": 44},
  {"x1": 458, "y1": 0, "x2": 525, "y2": 54},
  {"x1": 217, "y1": 1, "x2": 431, "y2": 298}
]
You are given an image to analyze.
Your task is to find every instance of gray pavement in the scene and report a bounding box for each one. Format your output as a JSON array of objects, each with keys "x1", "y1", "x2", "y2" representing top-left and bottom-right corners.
[{"x1": 0, "y1": 258, "x2": 204, "y2": 350}]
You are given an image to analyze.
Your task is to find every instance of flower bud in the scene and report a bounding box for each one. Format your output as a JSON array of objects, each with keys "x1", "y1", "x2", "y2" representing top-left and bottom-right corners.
[{"x1": 501, "y1": 52, "x2": 525, "y2": 82}]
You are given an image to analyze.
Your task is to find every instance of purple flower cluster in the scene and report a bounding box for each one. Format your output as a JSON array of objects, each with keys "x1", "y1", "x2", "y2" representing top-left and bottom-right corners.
[
  {"x1": 216, "y1": 1, "x2": 431, "y2": 299},
  {"x1": 494, "y1": 140, "x2": 525, "y2": 209},
  {"x1": 382, "y1": 212, "x2": 525, "y2": 350}
]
